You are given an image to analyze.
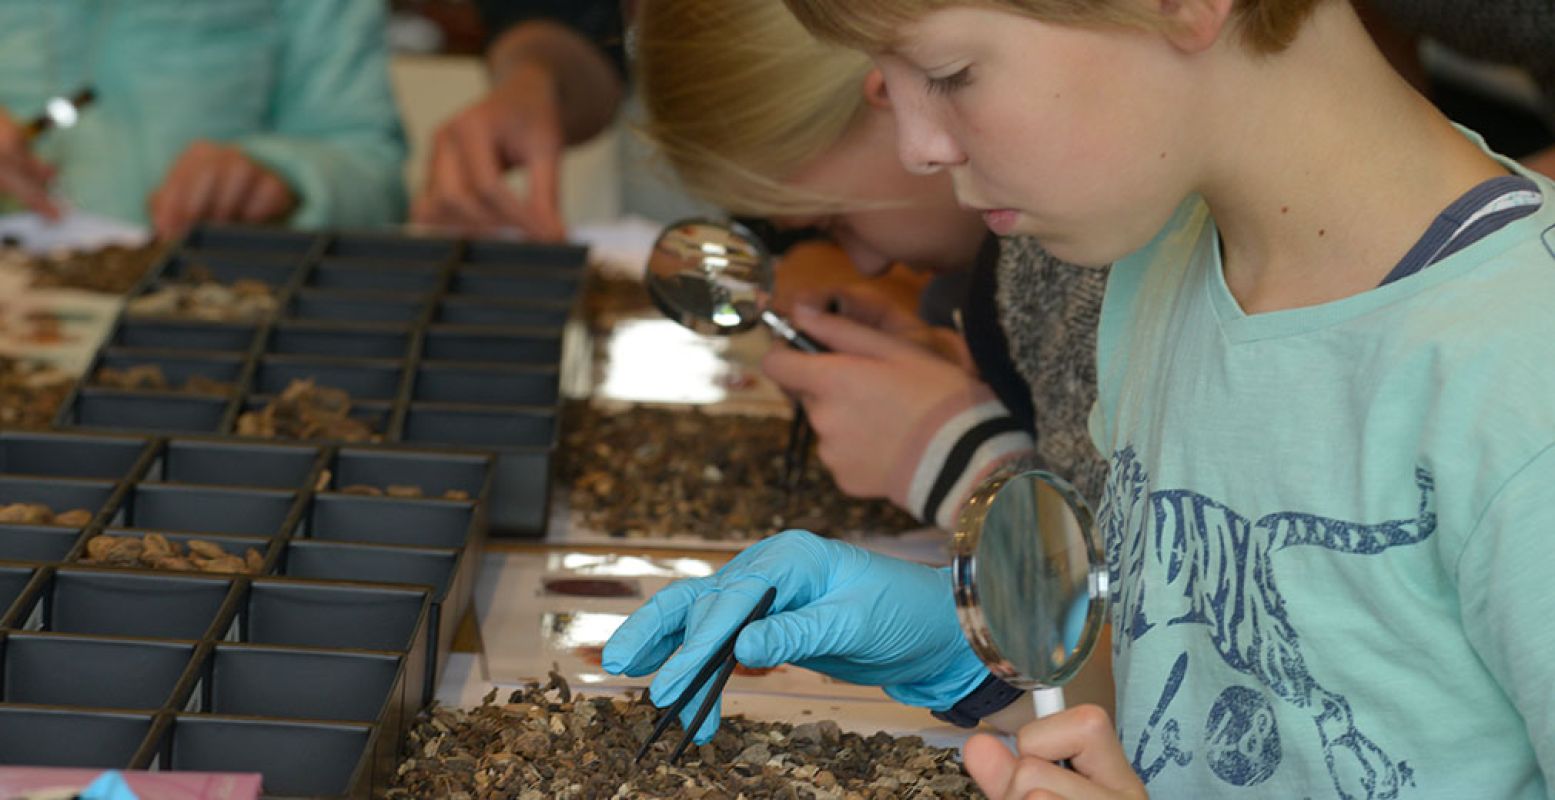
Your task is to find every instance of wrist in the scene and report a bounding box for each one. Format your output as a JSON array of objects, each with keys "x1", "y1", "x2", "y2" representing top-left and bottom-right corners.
[{"x1": 902, "y1": 395, "x2": 1033, "y2": 529}]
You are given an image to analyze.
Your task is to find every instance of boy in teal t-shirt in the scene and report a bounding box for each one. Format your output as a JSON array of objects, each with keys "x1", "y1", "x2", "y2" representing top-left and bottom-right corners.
[{"x1": 599, "y1": 0, "x2": 1555, "y2": 797}]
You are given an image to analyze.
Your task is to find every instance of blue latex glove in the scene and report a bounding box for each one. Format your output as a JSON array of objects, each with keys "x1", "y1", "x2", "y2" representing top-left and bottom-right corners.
[
  {"x1": 81, "y1": 771, "x2": 140, "y2": 800},
  {"x1": 602, "y1": 530, "x2": 989, "y2": 743}
]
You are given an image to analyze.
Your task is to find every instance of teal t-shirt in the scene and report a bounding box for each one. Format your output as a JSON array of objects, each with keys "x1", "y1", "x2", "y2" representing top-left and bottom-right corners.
[
  {"x1": 0, "y1": 0, "x2": 406, "y2": 228},
  {"x1": 1089, "y1": 151, "x2": 1555, "y2": 797}
]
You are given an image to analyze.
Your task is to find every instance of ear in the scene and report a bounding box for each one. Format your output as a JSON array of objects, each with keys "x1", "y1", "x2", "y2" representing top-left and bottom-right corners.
[
  {"x1": 861, "y1": 68, "x2": 892, "y2": 110},
  {"x1": 1158, "y1": 0, "x2": 1235, "y2": 54}
]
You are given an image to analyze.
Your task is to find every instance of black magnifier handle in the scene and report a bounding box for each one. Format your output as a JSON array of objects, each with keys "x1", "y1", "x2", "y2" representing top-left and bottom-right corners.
[{"x1": 759, "y1": 309, "x2": 828, "y2": 354}]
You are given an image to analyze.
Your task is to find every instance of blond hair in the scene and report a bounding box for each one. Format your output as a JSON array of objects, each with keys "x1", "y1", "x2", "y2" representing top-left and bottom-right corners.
[
  {"x1": 634, "y1": 0, "x2": 878, "y2": 216},
  {"x1": 783, "y1": 0, "x2": 1329, "y2": 55}
]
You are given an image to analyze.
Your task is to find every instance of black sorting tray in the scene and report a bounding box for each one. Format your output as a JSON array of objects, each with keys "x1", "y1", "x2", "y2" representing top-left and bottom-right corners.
[
  {"x1": 0, "y1": 429, "x2": 493, "y2": 796},
  {"x1": 55, "y1": 223, "x2": 588, "y2": 537}
]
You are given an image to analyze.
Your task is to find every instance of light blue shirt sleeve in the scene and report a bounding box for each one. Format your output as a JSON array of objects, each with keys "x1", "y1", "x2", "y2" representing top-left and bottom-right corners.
[
  {"x1": 1456, "y1": 443, "x2": 1555, "y2": 781},
  {"x1": 235, "y1": 0, "x2": 407, "y2": 229}
]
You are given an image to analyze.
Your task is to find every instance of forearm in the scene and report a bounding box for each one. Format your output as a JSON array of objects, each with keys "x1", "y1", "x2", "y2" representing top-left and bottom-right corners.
[{"x1": 487, "y1": 21, "x2": 624, "y2": 146}]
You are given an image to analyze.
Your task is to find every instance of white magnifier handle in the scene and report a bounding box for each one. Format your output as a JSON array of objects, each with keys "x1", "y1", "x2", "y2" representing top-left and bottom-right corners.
[{"x1": 1033, "y1": 686, "x2": 1066, "y2": 718}]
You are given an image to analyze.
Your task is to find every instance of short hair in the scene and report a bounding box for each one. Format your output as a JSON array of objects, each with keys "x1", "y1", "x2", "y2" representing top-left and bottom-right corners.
[
  {"x1": 782, "y1": 0, "x2": 1330, "y2": 55},
  {"x1": 634, "y1": 0, "x2": 876, "y2": 216}
]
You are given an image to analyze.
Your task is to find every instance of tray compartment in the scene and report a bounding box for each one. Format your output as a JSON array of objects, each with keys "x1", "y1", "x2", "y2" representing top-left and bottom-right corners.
[
  {"x1": 279, "y1": 541, "x2": 458, "y2": 599},
  {"x1": 254, "y1": 358, "x2": 403, "y2": 402},
  {"x1": 0, "y1": 525, "x2": 82, "y2": 562},
  {"x1": 309, "y1": 260, "x2": 442, "y2": 293},
  {"x1": 326, "y1": 232, "x2": 456, "y2": 262},
  {"x1": 421, "y1": 326, "x2": 562, "y2": 365},
  {"x1": 288, "y1": 289, "x2": 427, "y2": 324},
  {"x1": 0, "y1": 432, "x2": 148, "y2": 479},
  {"x1": 309, "y1": 495, "x2": 473, "y2": 549},
  {"x1": 28, "y1": 570, "x2": 233, "y2": 639},
  {"x1": 120, "y1": 485, "x2": 296, "y2": 537},
  {"x1": 436, "y1": 296, "x2": 570, "y2": 327},
  {"x1": 401, "y1": 405, "x2": 552, "y2": 535},
  {"x1": 0, "y1": 565, "x2": 35, "y2": 623},
  {"x1": 157, "y1": 439, "x2": 319, "y2": 489},
  {"x1": 110, "y1": 319, "x2": 257, "y2": 352},
  {"x1": 267, "y1": 323, "x2": 412, "y2": 360},
  {"x1": 65, "y1": 390, "x2": 230, "y2": 434},
  {"x1": 235, "y1": 398, "x2": 391, "y2": 442},
  {"x1": 412, "y1": 362, "x2": 558, "y2": 406},
  {"x1": 1, "y1": 633, "x2": 194, "y2": 709},
  {"x1": 239, "y1": 580, "x2": 429, "y2": 711},
  {"x1": 83, "y1": 528, "x2": 274, "y2": 572},
  {"x1": 93, "y1": 351, "x2": 245, "y2": 393},
  {"x1": 185, "y1": 225, "x2": 319, "y2": 255},
  {"x1": 0, "y1": 708, "x2": 152, "y2": 767},
  {"x1": 329, "y1": 448, "x2": 489, "y2": 499},
  {"x1": 460, "y1": 239, "x2": 588, "y2": 269},
  {"x1": 159, "y1": 716, "x2": 374, "y2": 799},
  {"x1": 0, "y1": 476, "x2": 116, "y2": 521},
  {"x1": 161, "y1": 251, "x2": 300, "y2": 288},
  {"x1": 402, "y1": 404, "x2": 554, "y2": 448},
  {"x1": 201, "y1": 644, "x2": 402, "y2": 724},
  {"x1": 240, "y1": 581, "x2": 426, "y2": 653},
  {"x1": 450, "y1": 267, "x2": 579, "y2": 301}
]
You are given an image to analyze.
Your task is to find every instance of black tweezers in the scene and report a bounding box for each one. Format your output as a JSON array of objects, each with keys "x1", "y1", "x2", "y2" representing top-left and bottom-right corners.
[{"x1": 634, "y1": 586, "x2": 779, "y2": 765}]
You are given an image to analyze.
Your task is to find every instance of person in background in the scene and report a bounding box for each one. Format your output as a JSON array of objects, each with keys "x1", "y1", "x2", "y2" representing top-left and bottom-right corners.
[
  {"x1": 1361, "y1": 0, "x2": 1555, "y2": 179},
  {"x1": 412, "y1": 1, "x2": 626, "y2": 240},
  {"x1": 0, "y1": 0, "x2": 406, "y2": 240}
]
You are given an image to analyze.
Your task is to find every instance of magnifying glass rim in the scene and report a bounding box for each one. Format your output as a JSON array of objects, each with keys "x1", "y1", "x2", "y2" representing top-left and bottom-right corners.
[
  {"x1": 646, "y1": 217, "x2": 775, "y2": 337},
  {"x1": 950, "y1": 468, "x2": 1108, "y2": 691}
]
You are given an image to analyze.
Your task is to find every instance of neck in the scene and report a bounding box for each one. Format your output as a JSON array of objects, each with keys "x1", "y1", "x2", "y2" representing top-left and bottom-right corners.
[{"x1": 1192, "y1": 2, "x2": 1508, "y2": 314}]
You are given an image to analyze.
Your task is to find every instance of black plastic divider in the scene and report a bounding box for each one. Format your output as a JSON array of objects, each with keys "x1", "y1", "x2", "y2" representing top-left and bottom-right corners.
[{"x1": 310, "y1": 495, "x2": 472, "y2": 549}]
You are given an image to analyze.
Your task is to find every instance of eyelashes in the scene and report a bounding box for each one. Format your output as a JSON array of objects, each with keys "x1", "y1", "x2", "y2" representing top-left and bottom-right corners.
[{"x1": 925, "y1": 66, "x2": 973, "y2": 96}]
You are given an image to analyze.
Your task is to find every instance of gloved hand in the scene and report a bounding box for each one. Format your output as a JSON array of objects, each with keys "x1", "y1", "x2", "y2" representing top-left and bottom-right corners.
[{"x1": 601, "y1": 530, "x2": 988, "y2": 743}]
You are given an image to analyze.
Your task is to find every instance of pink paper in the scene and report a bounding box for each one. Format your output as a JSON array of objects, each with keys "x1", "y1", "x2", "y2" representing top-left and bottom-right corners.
[{"x1": 0, "y1": 768, "x2": 262, "y2": 800}]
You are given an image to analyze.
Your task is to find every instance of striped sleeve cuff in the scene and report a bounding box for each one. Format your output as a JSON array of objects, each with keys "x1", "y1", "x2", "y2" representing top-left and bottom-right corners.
[{"x1": 904, "y1": 400, "x2": 1035, "y2": 530}]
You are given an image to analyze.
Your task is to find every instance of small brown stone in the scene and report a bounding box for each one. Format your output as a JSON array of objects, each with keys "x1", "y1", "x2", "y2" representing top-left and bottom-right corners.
[{"x1": 52, "y1": 508, "x2": 94, "y2": 527}]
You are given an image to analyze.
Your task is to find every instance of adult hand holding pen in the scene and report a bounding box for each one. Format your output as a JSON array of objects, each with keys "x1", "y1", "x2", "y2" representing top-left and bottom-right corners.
[{"x1": 0, "y1": 108, "x2": 60, "y2": 219}]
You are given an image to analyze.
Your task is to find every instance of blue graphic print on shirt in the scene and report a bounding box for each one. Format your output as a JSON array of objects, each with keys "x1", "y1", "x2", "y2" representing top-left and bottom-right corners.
[{"x1": 1100, "y1": 447, "x2": 1436, "y2": 797}]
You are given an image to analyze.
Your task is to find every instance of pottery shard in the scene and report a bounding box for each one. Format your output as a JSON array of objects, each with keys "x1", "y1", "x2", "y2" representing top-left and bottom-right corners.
[
  {"x1": 0, "y1": 503, "x2": 53, "y2": 524},
  {"x1": 386, "y1": 485, "x2": 424, "y2": 498}
]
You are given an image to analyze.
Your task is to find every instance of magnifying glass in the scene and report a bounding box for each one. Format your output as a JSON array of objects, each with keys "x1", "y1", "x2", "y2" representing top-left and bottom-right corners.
[
  {"x1": 951, "y1": 469, "x2": 1108, "y2": 721},
  {"x1": 645, "y1": 218, "x2": 826, "y2": 354}
]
